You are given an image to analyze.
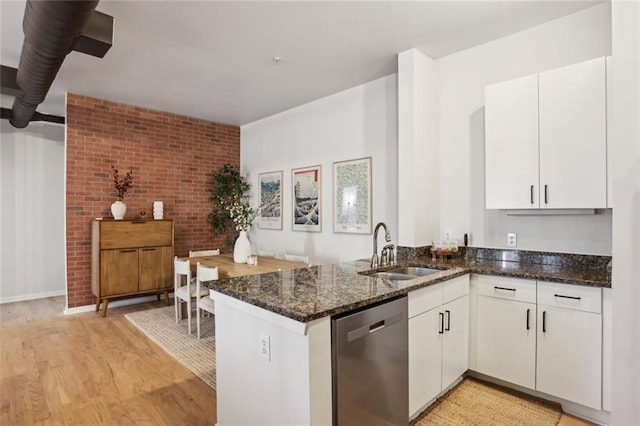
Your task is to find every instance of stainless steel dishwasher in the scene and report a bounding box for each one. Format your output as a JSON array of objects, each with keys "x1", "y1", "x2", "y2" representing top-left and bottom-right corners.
[{"x1": 331, "y1": 295, "x2": 408, "y2": 425}]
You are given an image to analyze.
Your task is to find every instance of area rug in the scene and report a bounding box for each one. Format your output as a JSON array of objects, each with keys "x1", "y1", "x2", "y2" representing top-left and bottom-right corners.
[
  {"x1": 125, "y1": 306, "x2": 216, "y2": 390},
  {"x1": 414, "y1": 378, "x2": 562, "y2": 426}
]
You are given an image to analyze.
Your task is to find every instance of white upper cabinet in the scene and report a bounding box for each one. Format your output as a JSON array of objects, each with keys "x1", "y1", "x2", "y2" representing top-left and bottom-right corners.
[
  {"x1": 539, "y1": 57, "x2": 607, "y2": 208},
  {"x1": 485, "y1": 74, "x2": 539, "y2": 209},
  {"x1": 485, "y1": 57, "x2": 608, "y2": 209},
  {"x1": 606, "y1": 56, "x2": 613, "y2": 208}
]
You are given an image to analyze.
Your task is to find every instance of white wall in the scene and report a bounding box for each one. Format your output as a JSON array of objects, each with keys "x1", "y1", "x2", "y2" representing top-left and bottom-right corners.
[
  {"x1": 398, "y1": 49, "x2": 440, "y2": 247},
  {"x1": 0, "y1": 113, "x2": 66, "y2": 303},
  {"x1": 241, "y1": 75, "x2": 398, "y2": 264},
  {"x1": 610, "y1": 0, "x2": 640, "y2": 423},
  {"x1": 436, "y1": 2, "x2": 613, "y2": 254}
]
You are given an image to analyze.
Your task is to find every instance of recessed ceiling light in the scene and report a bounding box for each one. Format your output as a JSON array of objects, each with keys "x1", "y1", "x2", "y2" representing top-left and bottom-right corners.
[{"x1": 272, "y1": 56, "x2": 282, "y2": 65}]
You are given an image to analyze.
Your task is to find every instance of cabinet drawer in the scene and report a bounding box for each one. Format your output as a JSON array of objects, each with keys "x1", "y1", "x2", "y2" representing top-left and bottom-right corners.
[
  {"x1": 408, "y1": 283, "x2": 441, "y2": 318},
  {"x1": 443, "y1": 274, "x2": 470, "y2": 304},
  {"x1": 538, "y1": 281, "x2": 601, "y2": 314},
  {"x1": 477, "y1": 275, "x2": 536, "y2": 303},
  {"x1": 100, "y1": 220, "x2": 172, "y2": 249}
]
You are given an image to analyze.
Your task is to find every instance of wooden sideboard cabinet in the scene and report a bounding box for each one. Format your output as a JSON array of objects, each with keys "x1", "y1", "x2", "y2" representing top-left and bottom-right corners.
[{"x1": 91, "y1": 219, "x2": 174, "y2": 316}]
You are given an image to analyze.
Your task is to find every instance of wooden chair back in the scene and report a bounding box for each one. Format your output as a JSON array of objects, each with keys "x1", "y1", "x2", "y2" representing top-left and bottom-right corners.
[
  {"x1": 189, "y1": 249, "x2": 221, "y2": 257},
  {"x1": 174, "y1": 257, "x2": 191, "y2": 291},
  {"x1": 284, "y1": 253, "x2": 309, "y2": 263},
  {"x1": 196, "y1": 262, "x2": 219, "y2": 283}
]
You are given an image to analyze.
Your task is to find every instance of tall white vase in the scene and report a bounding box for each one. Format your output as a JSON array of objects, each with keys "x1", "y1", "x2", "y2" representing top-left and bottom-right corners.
[
  {"x1": 233, "y1": 230, "x2": 252, "y2": 263},
  {"x1": 111, "y1": 200, "x2": 127, "y2": 220}
]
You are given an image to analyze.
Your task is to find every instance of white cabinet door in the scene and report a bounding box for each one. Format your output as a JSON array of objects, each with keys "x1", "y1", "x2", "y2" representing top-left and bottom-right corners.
[
  {"x1": 539, "y1": 57, "x2": 607, "y2": 208},
  {"x1": 442, "y1": 295, "x2": 469, "y2": 389},
  {"x1": 602, "y1": 288, "x2": 612, "y2": 411},
  {"x1": 477, "y1": 296, "x2": 536, "y2": 389},
  {"x1": 408, "y1": 308, "x2": 443, "y2": 417},
  {"x1": 536, "y1": 305, "x2": 602, "y2": 409},
  {"x1": 606, "y1": 56, "x2": 613, "y2": 208},
  {"x1": 485, "y1": 74, "x2": 540, "y2": 209}
]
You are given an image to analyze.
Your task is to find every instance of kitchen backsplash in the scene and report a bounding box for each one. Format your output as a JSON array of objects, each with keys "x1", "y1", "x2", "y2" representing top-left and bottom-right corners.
[{"x1": 397, "y1": 245, "x2": 611, "y2": 269}]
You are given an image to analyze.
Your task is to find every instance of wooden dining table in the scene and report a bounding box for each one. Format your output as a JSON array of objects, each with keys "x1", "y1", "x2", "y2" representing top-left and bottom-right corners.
[{"x1": 185, "y1": 253, "x2": 310, "y2": 278}]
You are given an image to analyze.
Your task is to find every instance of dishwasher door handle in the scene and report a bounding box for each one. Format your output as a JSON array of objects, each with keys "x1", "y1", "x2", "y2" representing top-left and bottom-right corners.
[{"x1": 346, "y1": 313, "x2": 403, "y2": 342}]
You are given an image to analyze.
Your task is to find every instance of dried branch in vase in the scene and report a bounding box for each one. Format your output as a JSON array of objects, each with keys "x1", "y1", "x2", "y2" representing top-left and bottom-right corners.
[{"x1": 111, "y1": 165, "x2": 134, "y2": 200}]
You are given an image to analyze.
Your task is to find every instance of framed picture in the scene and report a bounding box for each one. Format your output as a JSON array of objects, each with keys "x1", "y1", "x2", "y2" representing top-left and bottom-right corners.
[
  {"x1": 333, "y1": 157, "x2": 372, "y2": 234},
  {"x1": 258, "y1": 170, "x2": 283, "y2": 230},
  {"x1": 292, "y1": 165, "x2": 322, "y2": 232}
]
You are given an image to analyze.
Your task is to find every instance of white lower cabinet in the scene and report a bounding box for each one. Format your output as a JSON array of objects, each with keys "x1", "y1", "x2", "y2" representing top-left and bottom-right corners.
[
  {"x1": 409, "y1": 275, "x2": 469, "y2": 418},
  {"x1": 409, "y1": 307, "x2": 442, "y2": 414},
  {"x1": 474, "y1": 276, "x2": 603, "y2": 411},
  {"x1": 602, "y1": 288, "x2": 612, "y2": 411},
  {"x1": 441, "y1": 294, "x2": 469, "y2": 387},
  {"x1": 536, "y1": 281, "x2": 602, "y2": 410},
  {"x1": 476, "y1": 280, "x2": 536, "y2": 388}
]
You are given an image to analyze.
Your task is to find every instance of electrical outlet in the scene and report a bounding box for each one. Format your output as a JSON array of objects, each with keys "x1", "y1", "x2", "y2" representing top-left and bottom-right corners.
[
  {"x1": 259, "y1": 334, "x2": 271, "y2": 361},
  {"x1": 507, "y1": 233, "x2": 517, "y2": 248},
  {"x1": 444, "y1": 231, "x2": 451, "y2": 241}
]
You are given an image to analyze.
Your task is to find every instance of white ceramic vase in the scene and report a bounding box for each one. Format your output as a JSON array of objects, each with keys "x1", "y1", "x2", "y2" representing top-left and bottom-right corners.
[
  {"x1": 233, "y1": 230, "x2": 252, "y2": 263},
  {"x1": 111, "y1": 200, "x2": 127, "y2": 220}
]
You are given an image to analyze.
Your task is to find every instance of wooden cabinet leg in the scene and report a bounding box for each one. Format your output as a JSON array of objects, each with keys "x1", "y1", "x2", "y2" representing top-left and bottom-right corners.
[
  {"x1": 165, "y1": 291, "x2": 170, "y2": 306},
  {"x1": 102, "y1": 299, "x2": 109, "y2": 317},
  {"x1": 95, "y1": 296, "x2": 101, "y2": 312}
]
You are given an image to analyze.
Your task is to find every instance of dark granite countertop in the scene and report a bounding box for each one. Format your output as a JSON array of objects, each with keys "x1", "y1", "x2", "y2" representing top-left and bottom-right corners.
[{"x1": 205, "y1": 251, "x2": 611, "y2": 323}]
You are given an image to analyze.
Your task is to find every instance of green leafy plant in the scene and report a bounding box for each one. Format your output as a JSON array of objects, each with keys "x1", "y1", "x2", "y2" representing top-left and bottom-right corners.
[{"x1": 209, "y1": 164, "x2": 257, "y2": 241}]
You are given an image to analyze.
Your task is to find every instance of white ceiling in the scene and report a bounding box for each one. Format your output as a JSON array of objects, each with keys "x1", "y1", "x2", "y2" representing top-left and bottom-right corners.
[{"x1": 0, "y1": 0, "x2": 601, "y2": 126}]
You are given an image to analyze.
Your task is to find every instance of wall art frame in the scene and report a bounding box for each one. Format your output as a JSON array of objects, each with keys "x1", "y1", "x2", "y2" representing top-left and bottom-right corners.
[
  {"x1": 258, "y1": 170, "x2": 283, "y2": 230},
  {"x1": 292, "y1": 165, "x2": 322, "y2": 232},
  {"x1": 333, "y1": 156, "x2": 372, "y2": 234}
]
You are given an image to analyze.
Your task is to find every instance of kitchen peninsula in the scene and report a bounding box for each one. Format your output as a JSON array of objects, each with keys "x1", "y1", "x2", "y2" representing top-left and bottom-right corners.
[{"x1": 206, "y1": 249, "x2": 611, "y2": 425}]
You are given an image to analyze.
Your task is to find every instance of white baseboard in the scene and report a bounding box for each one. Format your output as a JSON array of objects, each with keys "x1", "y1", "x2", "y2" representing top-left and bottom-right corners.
[
  {"x1": 63, "y1": 295, "x2": 166, "y2": 315},
  {"x1": 0, "y1": 290, "x2": 66, "y2": 305}
]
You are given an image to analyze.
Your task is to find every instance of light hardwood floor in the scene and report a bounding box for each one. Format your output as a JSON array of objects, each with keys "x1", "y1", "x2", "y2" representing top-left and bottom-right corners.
[
  {"x1": 1, "y1": 297, "x2": 594, "y2": 425},
  {"x1": 0, "y1": 297, "x2": 216, "y2": 425}
]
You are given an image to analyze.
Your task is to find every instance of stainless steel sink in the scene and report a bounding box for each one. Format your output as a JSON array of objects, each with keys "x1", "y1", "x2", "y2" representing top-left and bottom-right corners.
[
  {"x1": 387, "y1": 267, "x2": 441, "y2": 276},
  {"x1": 362, "y1": 266, "x2": 442, "y2": 282},
  {"x1": 368, "y1": 272, "x2": 416, "y2": 281}
]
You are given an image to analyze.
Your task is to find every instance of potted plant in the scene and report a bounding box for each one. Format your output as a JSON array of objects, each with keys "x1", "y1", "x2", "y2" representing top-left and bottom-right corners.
[
  {"x1": 110, "y1": 165, "x2": 134, "y2": 220},
  {"x1": 209, "y1": 164, "x2": 258, "y2": 262}
]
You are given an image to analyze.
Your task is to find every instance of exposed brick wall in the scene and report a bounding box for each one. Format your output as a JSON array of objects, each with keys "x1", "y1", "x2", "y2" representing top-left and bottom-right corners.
[{"x1": 66, "y1": 94, "x2": 240, "y2": 308}]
